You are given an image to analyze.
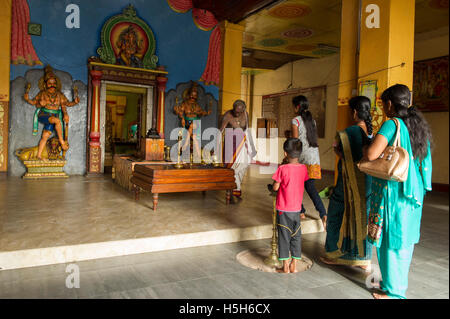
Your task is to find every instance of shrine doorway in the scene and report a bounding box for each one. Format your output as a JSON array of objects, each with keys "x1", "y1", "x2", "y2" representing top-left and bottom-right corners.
[
  {"x1": 86, "y1": 61, "x2": 166, "y2": 175},
  {"x1": 99, "y1": 81, "x2": 154, "y2": 174}
]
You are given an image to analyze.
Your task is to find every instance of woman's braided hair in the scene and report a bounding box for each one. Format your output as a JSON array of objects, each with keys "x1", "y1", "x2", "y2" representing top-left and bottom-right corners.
[{"x1": 349, "y1": 96, "x2": 373, "y2": 137}]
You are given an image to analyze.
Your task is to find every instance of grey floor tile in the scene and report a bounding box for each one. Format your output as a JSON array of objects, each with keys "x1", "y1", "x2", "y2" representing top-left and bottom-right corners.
[
  {"x1": 282, "y1": 286, "x2": 326, "y2": 299},
  {"x1": 211, "y1": 270, "x2": 290, "y2": 299},
  {"x1": 74, "y1": 256, "x2": 132, "y2": 272},
  {"x1": 105, "y1": 287, "x2": 154, "y2": 299},
  {"x1": 407, "y1": 277, "x2": 449, "y2": 299},
  {"x1": 429, "y1": 256, "x2": 449, "y2": 270},
  {"x1": 429, "y1": 292, "x2": 449, "y2": 299},
  {"x1": 0, "y1": 275, "x2": 77, "y2": 299},
  {"x1": 409, "y1": 262, "x2": 449, "y2": 291},
  {"x1": 177, "y1": 277, "x2": 235, "y2": 299},
  {"x1": 188, "y1": 255, "x2": 250, "y2": 276},
  {"x1": 86, "y1": 294, "x2": 112, "y2": 299},
  {"x1": 178, "y1": 244, "x2": 237, "y2": 259},
  {"x1": 306, "y1": 281, "x2": 372, "y2": 299},
  {"x1": 288, "y1": 262, "x2": 348, "y2": 289},
  {"x1": 417, "y1": 238, "x2": 449, "y2": 256},
  {"x1": 266, "y1": 294, "x2": 297, "y2": 299},
  {"x1": 75, "y1": 270, "x2": 110, "y2": 299},
  {"x1": 96, "y1": 266, "x2": 147, "y2": 293},
  {"x1": 258, "y1": 293, "x2": 297, "y2": 299},
  {"x1": 145, "y1": 283, "x2": 189, "y2": 299},
  {"x1": 132, "y1": 260, "x2": 208, "y2": 286},
  {"x1": 420, "y1": 230, "x2": 450, "y2": 243},
  {"x1": 412, "y1": 242, "x2": 449, "y2": 266},
  {"x1": 0, "y1": 263, "x2": 69, "y2": 283}
]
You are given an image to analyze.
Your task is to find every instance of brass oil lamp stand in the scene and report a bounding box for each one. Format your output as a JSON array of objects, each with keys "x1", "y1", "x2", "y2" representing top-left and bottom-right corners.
[
  {"x1": 174, "y1": 129, "x2": 183, "y2": 169},
  {"x1": 264, "y1": 197, "x2": 281, "y2": 268}
]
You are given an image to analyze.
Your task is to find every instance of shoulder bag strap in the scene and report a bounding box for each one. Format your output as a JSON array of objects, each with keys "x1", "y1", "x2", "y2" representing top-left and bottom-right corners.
[{"x1": 392, "y1": 118, "x2": 401, "y2": 149}]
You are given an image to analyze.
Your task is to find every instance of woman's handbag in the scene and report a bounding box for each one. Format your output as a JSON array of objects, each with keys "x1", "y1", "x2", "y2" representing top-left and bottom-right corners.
[{"x1": 357, "y1": 118, "x2": 409, "y2": 182}]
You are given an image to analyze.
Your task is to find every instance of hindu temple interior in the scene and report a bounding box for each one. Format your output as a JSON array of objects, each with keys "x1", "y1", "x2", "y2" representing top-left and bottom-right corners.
[{"x1": 0, "y1": 0, "x2": 448, "y2": 300}]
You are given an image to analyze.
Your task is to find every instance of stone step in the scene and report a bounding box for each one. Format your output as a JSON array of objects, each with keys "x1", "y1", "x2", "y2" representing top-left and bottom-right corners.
[{"x1": 0, "y1": 217, "x2": 323, "y2": 270}]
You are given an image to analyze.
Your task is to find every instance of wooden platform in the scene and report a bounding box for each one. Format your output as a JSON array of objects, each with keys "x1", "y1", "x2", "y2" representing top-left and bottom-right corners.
[
  {"x1": 112, "y1": 155, "x2": 172, "y2": 191},
  {"x1": 131, "y1": 164, "x2": 237, "y2": 211}
]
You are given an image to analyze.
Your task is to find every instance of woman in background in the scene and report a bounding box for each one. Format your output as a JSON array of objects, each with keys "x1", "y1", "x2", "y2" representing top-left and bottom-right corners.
[
  {"x1": 320, "y1": 96, "x2": 374, "y2": 270},
  {"x1": 364, "y1": 84, "x2": 432, "y2": 299},
  {"x1": 291, "y1": 95, "x2": 327, "y2": 228}
]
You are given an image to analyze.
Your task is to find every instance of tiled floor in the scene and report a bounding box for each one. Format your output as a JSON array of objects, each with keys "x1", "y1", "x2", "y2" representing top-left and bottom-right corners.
[
  {"x1": 0, "y1": 165, "x2": 328, "y2": 252},
  {"x1": 0, "y1": 169, "x2": 448, "y2": 299}
]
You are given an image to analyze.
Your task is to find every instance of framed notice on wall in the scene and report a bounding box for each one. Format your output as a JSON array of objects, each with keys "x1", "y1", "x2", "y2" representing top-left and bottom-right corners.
[
  {"x1": 261, "y1": 86, "x2": 327, "y2": 138},
  {"x1": 413, "y1": 55, "x2": 449, "y2": 112},
  {"x1": 359, "y1": 80, "x2": 377, "y2": 108}
]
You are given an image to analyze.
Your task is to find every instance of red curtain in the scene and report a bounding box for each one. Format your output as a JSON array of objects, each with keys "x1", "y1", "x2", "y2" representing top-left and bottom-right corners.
[
  {"x1": 11, "y1": 0, "x2": 42, "y2": 66},
  {"x1": 192, "y1": 8, "x2": 220, "y2": 86},
  {"x1": 199, "y1": 26, "x2": 221, "y2": 86},
  {"x1": 167, "y1": 1, "x2": 220, "y2": 86}
]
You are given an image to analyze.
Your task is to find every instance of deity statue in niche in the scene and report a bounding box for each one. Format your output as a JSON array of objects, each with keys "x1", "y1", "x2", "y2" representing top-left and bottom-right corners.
[
  {"x1": 22, "y1": 65, "x2": 79, "y2": 160},
  {"x1": 173, "y1": 82, "x2": 211, "y2": 160},
  {"x1": 116, "y1": 25, "x2": 144, "y2": 68}
]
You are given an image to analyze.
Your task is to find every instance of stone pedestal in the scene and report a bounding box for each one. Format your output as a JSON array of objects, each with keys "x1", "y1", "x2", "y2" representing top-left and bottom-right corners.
[{"x1": 22, "y1": 160, "x2": 68, "y2": 179}]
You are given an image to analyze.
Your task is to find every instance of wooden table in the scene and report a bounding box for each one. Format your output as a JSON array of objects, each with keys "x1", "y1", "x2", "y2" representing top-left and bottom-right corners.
[{"x1": 130, "y1": 164, "x2": 236, "y2": 211}]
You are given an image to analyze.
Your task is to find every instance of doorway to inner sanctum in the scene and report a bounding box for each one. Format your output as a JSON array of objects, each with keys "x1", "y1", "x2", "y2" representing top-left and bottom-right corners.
[
  {"x1": 104, "y1": 86, "x2": 145, "y2": 173},
  {"x1": 100, "y1": 82, "x2": 154, "y2": 174}
]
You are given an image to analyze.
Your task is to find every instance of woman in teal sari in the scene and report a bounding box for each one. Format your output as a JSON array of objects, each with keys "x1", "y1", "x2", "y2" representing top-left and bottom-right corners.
[
  {"x1": 365, "y1": 84, "x2": 433, "y2": 299},
  {"x1": 321, "y1": 96, "x2": 374, "y2": 269}
]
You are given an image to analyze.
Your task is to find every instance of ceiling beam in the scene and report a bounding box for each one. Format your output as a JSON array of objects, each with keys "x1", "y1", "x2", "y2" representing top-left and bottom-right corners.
[{"x1": 242, "y1": 48, "x2": 312, "y2": 70}]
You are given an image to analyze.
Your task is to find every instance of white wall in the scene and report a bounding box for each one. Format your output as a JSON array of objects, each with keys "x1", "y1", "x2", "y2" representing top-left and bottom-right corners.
[{"x1": 251, "y1": 54, "x2": 340, "y2": 172}]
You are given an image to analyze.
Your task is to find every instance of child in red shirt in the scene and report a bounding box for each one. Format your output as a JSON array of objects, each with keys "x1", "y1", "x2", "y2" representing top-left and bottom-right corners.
[{"x1": 272, "y1": 138, "x2": 309, "y2": 273}]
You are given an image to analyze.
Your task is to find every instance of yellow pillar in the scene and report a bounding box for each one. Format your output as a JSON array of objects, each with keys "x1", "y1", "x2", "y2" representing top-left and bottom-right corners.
[
  {"x1": 337, "y1": 0, "x2": 359, "y2": 132},
  {"x1": 359, "y1": 0, "x2": 415, "y2": 132},
  {"x1": 335, "y1": 0, "x2": 359, "y2": 183},
  {"x1": 335, "y1": 0, "x2": 415, "y2": 182},
  {"x1": 0, "y1": 0, "x2": 12, "y2": 172},
  {"x1": 219, "y1": 21, "x2": 244, "y2": 114}
]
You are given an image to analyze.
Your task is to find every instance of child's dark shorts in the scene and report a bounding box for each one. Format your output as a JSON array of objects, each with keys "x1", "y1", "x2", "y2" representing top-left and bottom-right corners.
[{"x1": 277, "y1": 210, "x2": 302, "y2": 260}]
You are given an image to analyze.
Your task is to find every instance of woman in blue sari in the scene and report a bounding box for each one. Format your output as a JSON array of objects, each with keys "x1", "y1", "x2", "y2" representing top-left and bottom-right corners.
[
  {"x1": 320, "y1": 96, "x2": 374, "y2": 270},
  {"x1": 365, "y1": 84, "x2": 433, "y2": 299}
]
